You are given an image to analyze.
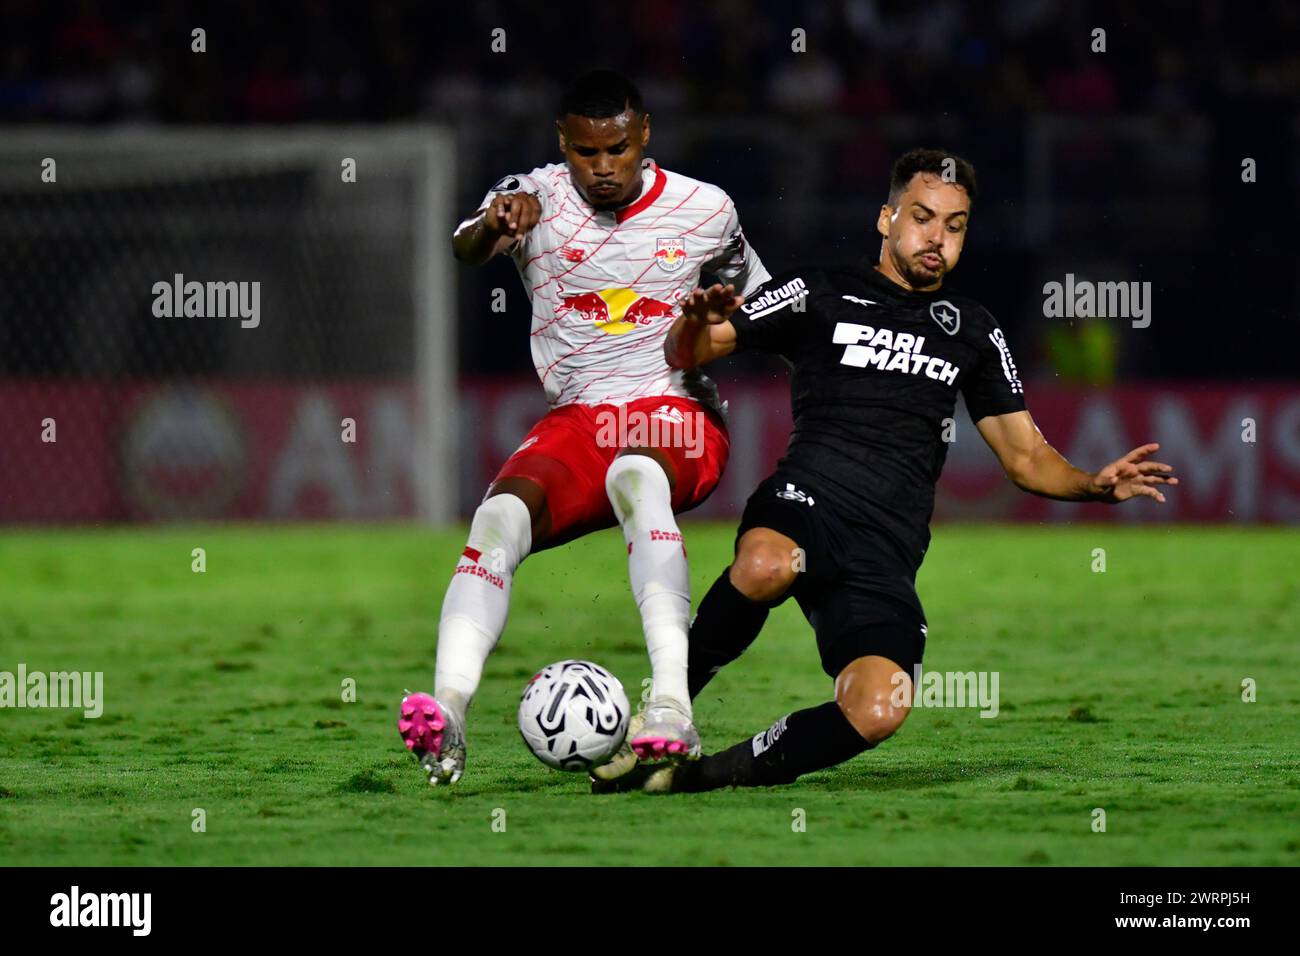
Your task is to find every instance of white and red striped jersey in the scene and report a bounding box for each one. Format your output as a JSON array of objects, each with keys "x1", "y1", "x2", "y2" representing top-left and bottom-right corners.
[{"x1": 478, "y1": 159, "x2": 769, "y2": 408}]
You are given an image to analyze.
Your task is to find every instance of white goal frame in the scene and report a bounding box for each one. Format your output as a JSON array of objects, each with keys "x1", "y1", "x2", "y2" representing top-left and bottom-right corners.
[{"x1": 0, "y1": 125, "x2": 458, "y2": 524}]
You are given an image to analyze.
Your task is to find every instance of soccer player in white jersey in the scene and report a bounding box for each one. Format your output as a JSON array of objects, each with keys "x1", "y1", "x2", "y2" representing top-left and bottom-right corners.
[{"x1": 397, "y1": 71, "x2": 770, "y2": 786}]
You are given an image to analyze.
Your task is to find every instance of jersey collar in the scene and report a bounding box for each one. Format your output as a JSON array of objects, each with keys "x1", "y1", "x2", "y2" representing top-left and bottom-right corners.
[{"x1": 614, "y1": 160, "x2": 666, "y2": 224}]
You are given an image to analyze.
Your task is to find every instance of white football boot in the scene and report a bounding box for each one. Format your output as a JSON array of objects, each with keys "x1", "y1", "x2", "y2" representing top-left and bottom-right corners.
[
  {"x1": 397, "y1": 692, "x2": 466, "y2": 786},
  {"x1": 629, "y1": 697, "x2": 701, "y2": 762}
]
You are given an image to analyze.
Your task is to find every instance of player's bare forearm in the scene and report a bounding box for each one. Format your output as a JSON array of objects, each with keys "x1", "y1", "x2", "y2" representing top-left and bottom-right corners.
[
  {"x1": 1011, "y1": 440, "x2": 1102, "y2": 501},
  {"x1": 664, "y1": 314, "x2": 715, "y2": 369},
  {"x1": 451, "y1": 192, "x2": 542, "y2": 264},
  {"x1": 976, "y1": 411, "x2": 1178, "y2": 505},
  {"x1": 664, "y1": 284, "x2": 741, "y2": 369},
  {"x1": 451, "y1": 211, "x2": 504, "y2": 264}
]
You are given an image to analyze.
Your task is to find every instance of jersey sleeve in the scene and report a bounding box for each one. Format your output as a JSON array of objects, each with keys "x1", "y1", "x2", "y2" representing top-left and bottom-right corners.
[
  {"x1": 476, "y1": 170, "x2": 547, "y2": 212},
  {"x1": 475, "y1": 168, "x2": 551, "y2": 258},
  {"x1": 701, "y1": 200, "x2": 770, "y2": 296},
  {"x1": 962, "y1": 309, "x2": 1027, "y2": 422},
  {"x1": 729, "y1": 268, "x2": 824, "y2": 361}
]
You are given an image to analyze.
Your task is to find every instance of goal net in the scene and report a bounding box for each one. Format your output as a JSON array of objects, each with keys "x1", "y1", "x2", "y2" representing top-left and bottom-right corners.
[{"x1": 0, "y1": 127, "x2": 456, "y2": 524}]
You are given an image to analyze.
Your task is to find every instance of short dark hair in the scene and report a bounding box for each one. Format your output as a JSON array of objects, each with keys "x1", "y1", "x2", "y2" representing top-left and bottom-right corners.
[
  {"x1": 558, "y1": 70, "x2": 645, "y2": 119},
  {"x1": 888, "y1": 148, "x2": 978, "y2": 206}
]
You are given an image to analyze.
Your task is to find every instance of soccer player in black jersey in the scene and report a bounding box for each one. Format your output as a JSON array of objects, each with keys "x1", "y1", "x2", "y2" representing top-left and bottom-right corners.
[{"x1": 611, "y1": 148, "x2": 1178, "y2": 793}]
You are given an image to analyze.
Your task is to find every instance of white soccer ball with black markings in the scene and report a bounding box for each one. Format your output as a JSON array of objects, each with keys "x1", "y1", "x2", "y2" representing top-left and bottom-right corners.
[{"x1": 518, "y1": 660, "x2": 630, "y2": 772}]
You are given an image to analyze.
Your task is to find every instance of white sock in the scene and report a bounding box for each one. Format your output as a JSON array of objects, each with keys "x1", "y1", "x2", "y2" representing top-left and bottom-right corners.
[
  {"x1": 434, "y1": 493, "x2": 532, "y2": 721},
  {"x1": 605, "y1": 455, "x2": 692, "y2": 713}
]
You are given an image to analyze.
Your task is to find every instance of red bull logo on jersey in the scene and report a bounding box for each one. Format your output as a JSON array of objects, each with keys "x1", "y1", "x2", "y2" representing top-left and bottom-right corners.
[
  {"x1": 557, "y1": 288, "x2": 677, "y2": 335},
  {"x1": 654, "y1": 237, "x2": 687, "y2": 273}
]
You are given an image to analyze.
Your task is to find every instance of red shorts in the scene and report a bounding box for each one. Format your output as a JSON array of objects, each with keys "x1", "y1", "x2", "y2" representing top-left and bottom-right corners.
[{"x1": 490, "y1": 395, "x2": 729, "y2": 550}]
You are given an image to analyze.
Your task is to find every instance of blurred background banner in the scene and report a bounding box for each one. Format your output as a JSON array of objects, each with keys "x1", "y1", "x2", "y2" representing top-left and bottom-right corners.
[
  {"x1": 1, "y1": 1, "x2": 1296, "y2": 524},
  {"x1": 6, "y1": 377, "x2": 1291, "y2": 523},
  {"x1": 458, "y1": 381, "x2": 1300, "y2": 524}
]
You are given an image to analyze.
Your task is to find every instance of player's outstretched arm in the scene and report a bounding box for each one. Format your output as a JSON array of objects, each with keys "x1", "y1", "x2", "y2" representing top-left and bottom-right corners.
[
  {"x1": 451, "y1": 192, "x2": 542, "y2": 264},
  {"x1": 664, "y1": 283, "x2": 742, "y2": 369},
  {"x1": 975, "y1": 410, "x2": 1179, "y2": 504}
]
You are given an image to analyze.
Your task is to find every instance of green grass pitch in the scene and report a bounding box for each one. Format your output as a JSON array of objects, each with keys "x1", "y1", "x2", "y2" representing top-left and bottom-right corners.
[{"x1": 0, "y1": 523, "x2": 1296, "y2": 866}]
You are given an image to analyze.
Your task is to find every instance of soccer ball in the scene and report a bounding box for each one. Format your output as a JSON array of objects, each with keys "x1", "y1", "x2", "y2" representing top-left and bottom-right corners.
[{"x1": 518, "y1": 660, "x2": 630, "y2": 772}]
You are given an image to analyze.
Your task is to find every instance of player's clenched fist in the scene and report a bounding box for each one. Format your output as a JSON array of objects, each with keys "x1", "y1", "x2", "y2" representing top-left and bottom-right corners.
[
  {"x1": 680, "y1": 283, "x2": 744, "y2": 325},
  {"x1": 484, "y1": 192, "x2": 542, "y2": 239}
]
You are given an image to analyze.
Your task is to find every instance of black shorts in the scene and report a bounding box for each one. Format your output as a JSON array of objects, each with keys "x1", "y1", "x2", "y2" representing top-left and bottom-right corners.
[{"x1": 735, "y1": 469, "x2": 927, "y2": 680}]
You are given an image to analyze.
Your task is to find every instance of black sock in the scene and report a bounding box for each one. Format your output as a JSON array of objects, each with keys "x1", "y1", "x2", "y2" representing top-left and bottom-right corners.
[
  {"x1": 687, "y1": 568, "x2": 771, "y2": 700},
  {"x1": 677, "y1": 702, "x2": 874, "y2": 791}
]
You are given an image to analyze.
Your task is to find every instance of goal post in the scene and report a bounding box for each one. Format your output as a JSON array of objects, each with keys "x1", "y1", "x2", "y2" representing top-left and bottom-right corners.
[{"x1": 0, "y1": 126, "x2": 457, "y2": 525}]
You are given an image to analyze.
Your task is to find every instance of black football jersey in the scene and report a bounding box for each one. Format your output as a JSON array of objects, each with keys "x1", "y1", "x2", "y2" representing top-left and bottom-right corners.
[{"x1": 730, "y1": 259, "x2": 1027, "y2": 573}]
